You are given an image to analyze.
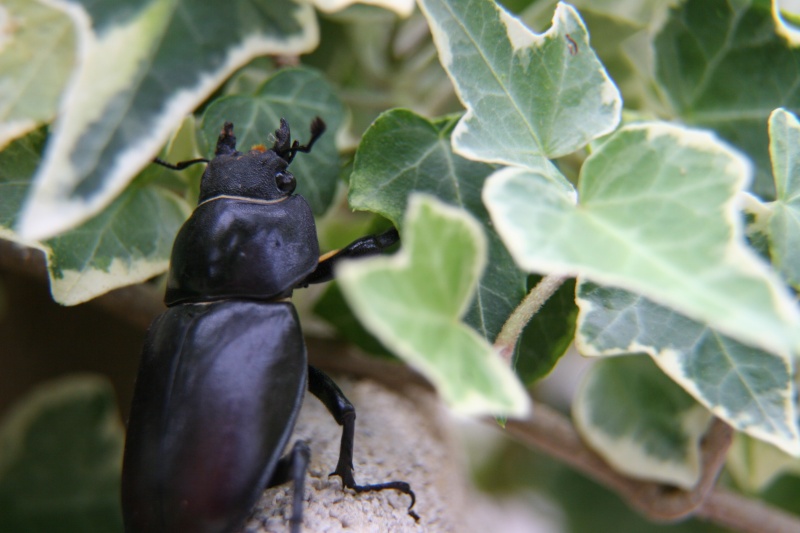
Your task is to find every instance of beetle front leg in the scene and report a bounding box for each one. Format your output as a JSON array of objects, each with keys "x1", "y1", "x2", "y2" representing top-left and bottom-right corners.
[
  {"x1": 298, "y1": 227, "x2": 399, "y2": 286},
  {"x1": 307, "y1": 366, "x2": 418, "y2": 520}
]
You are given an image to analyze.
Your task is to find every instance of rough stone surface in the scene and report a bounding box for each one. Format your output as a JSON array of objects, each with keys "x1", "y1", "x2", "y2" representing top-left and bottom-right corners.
[{"x1": 241, "y1": 375, "x2": 466, "y2": 532}]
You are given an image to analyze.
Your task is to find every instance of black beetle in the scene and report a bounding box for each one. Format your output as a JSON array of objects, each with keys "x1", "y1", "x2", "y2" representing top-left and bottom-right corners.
[{"x1": 121, "y1": 118, "x2": 416, "y2": 533}]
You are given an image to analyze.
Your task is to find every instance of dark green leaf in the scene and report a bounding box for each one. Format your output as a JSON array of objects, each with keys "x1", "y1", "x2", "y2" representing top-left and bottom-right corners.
[
  {"x1": 0, "y1": 375, "x2": 124, "y2": 533},
  {"x1": 349, "y1": 109, "x2": 527, "y2": 342},
  {"x1": 655, "y1": 0, "x2": 800, "y2": 198},
  {"x1": 515, "y1": 276, "x2": 577, "y2": 385}
]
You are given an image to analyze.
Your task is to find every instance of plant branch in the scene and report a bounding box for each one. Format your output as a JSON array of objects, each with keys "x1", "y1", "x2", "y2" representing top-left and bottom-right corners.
[
  {"x1": 504, "y1": 403, "x2": 800, "y2": 531},
  {"x1": 698, "y1": 488, "x2": 800, "y2": 533},
  {"x1": 0, "y1": 239, "x2": 164, "y2": 330},
  {"x1": 494, "y1": 274, "x2": 569, "y2": 364}
]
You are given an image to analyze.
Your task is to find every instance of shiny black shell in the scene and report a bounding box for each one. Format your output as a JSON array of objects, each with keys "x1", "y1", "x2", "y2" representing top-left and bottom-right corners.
[
  {"x1": 165, "y1": 196, "x2": 319, "y2": 305},
  {"x1": 121, "y1": 301, "x2": 306, "y2": 533}
]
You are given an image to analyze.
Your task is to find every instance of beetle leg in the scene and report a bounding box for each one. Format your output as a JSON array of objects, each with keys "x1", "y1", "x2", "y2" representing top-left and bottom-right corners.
[
  {"x1": 307, "y1": 366, "x2": 419, "y2": 520},
  {"x1": 298, "y1": 227, "x2": 400, "y2": 286},
  {"x1": 266, "y1": 440, "x2": 311, "y2": 533}
]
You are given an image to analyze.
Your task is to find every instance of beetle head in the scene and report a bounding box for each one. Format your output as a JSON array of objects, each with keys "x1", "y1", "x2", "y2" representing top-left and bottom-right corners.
[{"x1": 198, "y1": 118, "x2": 326, "y2": 203}]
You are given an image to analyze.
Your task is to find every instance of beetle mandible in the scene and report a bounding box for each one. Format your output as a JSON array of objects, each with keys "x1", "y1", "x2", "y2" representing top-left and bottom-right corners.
[{"x1": 121, "y1": 118, "x2": 416, "y2": 533}]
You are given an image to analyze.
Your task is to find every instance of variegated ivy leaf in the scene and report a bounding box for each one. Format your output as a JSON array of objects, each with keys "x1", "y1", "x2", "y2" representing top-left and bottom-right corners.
[
  {"x1": 573, "y1": 355, "x2": 713, "y2": 489},
  {"x1": 765, "y1": 108, "x2": 800, "y2": 289},
  {"x1": 337, "y1": 195, "x2": 530, "y2": 417},
  {"x1": 0, "y1": 375, "x2": 125, "y2": 532},
  {"x1": 201, "y1": 67, "x2": 345, "y2": 215},
  {"x1": 576, "y1": 281, "x2": 800, "y2": 456},
  {"x1": 418, "y1": 0, "x2": 621, "y2": 179},
  {"x1": 0, "y1": 0, "x2": 75, "y2": 149},
  {"x1": 17, "y1": 0, "x2": 318, "y2": 241},
  {"x1": 1, "y1": 128, "x2": 189, "y2": 306},
  {"x1": 484, "y1": 122, "x2": 800, "y2": 359},
  {"x1": 349, "y1": 109, "x2": 527, "y2": 343},
  {"x1": 774, "y1": 0, "x2": 800, "y2": 45},
  {"x1": 728, "y1": 433, "x2": 800, "y2": 493}
]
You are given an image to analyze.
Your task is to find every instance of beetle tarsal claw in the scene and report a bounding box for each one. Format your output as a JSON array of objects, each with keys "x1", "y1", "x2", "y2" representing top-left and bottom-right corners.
[{"x1": 329, "y1": 471, "x2": 419, "y2": 520}]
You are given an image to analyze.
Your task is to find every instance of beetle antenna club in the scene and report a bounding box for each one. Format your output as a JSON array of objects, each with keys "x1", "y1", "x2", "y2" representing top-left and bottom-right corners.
[
  {"x1": 273, "y1": 116, "x2": 327, "y2": 163},
  {"x1": 123, "y1": 118, "x2": 415, "y2": 533}
]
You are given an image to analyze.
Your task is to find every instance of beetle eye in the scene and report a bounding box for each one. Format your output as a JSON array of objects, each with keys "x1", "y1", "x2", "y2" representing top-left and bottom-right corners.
[{"x1": 275, "y1": 171, "x2": 296, "y2": 194}]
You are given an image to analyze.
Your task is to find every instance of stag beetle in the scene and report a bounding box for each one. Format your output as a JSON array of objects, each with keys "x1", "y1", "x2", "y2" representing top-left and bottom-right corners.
[{"x1": 121, "y1": 118, "x2": 416, "y2": 533}]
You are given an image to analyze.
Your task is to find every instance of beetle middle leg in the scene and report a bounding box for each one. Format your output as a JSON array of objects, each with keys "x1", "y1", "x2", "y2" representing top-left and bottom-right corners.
[
  {"x1": 266, "y1": 440, "x2": 311, "y2": 533},
  {"x1": 307, "y1": 365, "x2": 419, "y2": 520}
]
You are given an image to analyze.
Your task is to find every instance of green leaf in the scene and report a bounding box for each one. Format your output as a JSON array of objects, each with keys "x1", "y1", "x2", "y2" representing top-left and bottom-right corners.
[
  {"x1": 0, "y1": 375, "x2": 124, "y2": 533},
  {"x1": 654, "y1": 0, "x2": 800, "y2": 198},
  {"x1": 766, "y1": 108, "x2": 800, "y2": 289},
  {"x1": 17, "y1": 0, "x2": 318, "y2": 241},
  {"x1": 337, "y1": 194, "x2": 530, "y2": 416},
  {"x1": 0, "y1": 128, "x2": 190, "y2": 305},
  {"x1": 313, "y1": 282, "x2": 393, "y2": 358},
  {"x1": 418, "y1": 0, "x2": 620, "y2": 173},
  {"x1": 201, "y1": 67, "x2": 345, "y2": 215},
  {"x1": 576, "y1": 281, "x2": 800, "y2": 456},
  {"x1": 515, "y1": 276, "x2": 577, "y2": 385},
  {"x1": 573, "y1": 355, "x2": 713, "y2": 489},
  {"x1": 0, "y1": 0, "x2": 75, "y2": 148},
  {"x1": 483, "y1": 121, "x2": 800, "y2": 358},
  {"x1": 349, "y1": 109, "x2": 527, "y2": 342},
  {"x1": 728, "y1": 433, "x2": 800, "y2": 493}
]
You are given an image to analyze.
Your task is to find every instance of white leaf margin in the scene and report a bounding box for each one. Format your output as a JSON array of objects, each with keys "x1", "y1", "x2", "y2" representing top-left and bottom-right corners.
[
  {"x1": 312, "y1": 0, "x2": 414, "y2": 17},
  {"x1": 18, "y1": 0, "x2": 319, "y2": 241},
  {"x1": 573, "y1": 362, "x2": 714, "y2": 489},
  {"x1": 337, "y1": 194, "x2": 531, "y2": 417},
  {"x1": 483, "y1": 122, "x2": 800, "y2": 358}
]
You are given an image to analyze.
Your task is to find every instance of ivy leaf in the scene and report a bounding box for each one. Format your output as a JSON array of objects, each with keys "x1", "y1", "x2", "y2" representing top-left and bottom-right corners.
[
  {"x1": 576, "y1": 281, "x2": 800, "y2": 456},
  {"x1": 765, "y1": 108, "x2": 800, "y2": 289},
  {"x1": 313, "y1": 282, "x2": 393, "y2": 358},
  {"x1": 201, "y1": 67, "x2": 345, "y2": 215},
  {"x1": 774, "y1": 0, "x2": 800, "y2": 45},
  {"x1": 337, "y1": 195, "x2": 530, "y2": 417},
  {"x1": 515, "y1": 276, "x2": 577, "y2": 385},
  {"x1": 484, "y1": 122, "x2": 800, "y2": 358},
  {"x1": 0, "y1": 0, "x2": 75, "y2": 148},
  {"x1": 1, "y1": 128, "x2": 189, "y2": 306},
  {"x1": 16, "y1": 0, "x2": 318, "y2": 241},
  {"x1": 655, "y1": 0, "x2": 800, "y2": 198},
  {"x1": 0, "y1": 375, "x2": 125, "y2": 533},
  {"x1": 573, "y1": 355, "x2": 713, "y2": 489},
  {"x1": 418, "y1": 0, "x2": 621, "y2": 175},
  {"x1": 728, "y1": 434, "x2": 800, "y2": 493},
  {"x1": 349, "y1": 109, "x2": 527, "y2": 343}
]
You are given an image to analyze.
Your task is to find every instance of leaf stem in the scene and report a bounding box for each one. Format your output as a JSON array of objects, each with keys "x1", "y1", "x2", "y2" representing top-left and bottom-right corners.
[{"x1": 494, "y1": 274, "x2": 569, "y2": 364}]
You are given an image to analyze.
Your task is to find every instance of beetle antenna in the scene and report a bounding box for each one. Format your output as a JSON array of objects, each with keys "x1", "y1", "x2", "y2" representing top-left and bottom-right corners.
[
  {"x1": 153, "y1": 157, "x2": 210, "y2": 170},
  {"x1": 295, "y1": 117, "x2": 326, "y2": 155},
  {"x1": 215, "y1": 122, "x2": 238, "y2": 156},
  {"x1": 272, "y1": 117, "x2": 326, "y2": 163}
]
